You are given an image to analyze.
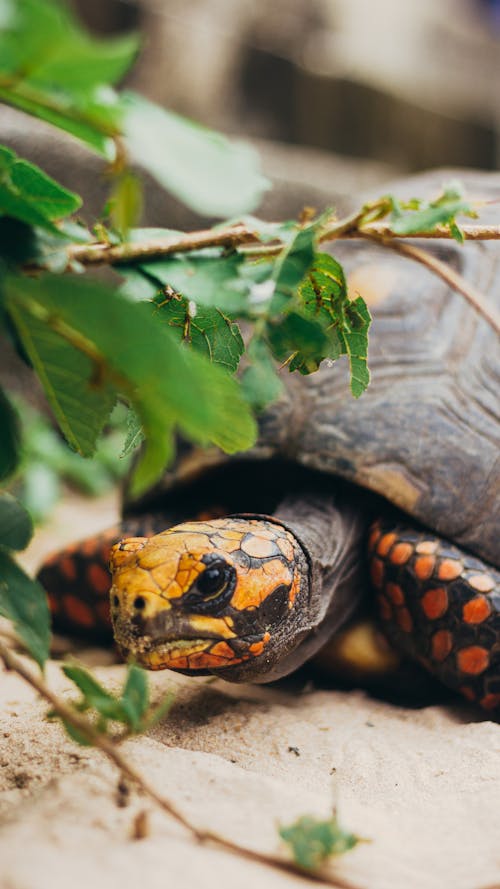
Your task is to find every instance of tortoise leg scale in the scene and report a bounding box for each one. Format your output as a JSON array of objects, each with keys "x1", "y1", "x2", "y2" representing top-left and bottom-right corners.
[{"x1": 368, "y1": 520, "x2": 500, "y2": 716}]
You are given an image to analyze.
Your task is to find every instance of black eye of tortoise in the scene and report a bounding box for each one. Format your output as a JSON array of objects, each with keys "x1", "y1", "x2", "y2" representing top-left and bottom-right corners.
[{"x1": 182, "y1": 558, "x2": 236, "y2": 614}]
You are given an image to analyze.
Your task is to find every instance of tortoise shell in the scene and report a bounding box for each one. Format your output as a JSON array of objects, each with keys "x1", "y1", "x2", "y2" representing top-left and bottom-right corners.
[{"x1": 126, "y1": 170, "x2": 500, "y2": 571}]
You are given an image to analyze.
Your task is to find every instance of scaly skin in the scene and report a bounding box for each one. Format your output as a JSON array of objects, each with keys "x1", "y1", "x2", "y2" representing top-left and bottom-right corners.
[{"x1": 38, "y1": 514, "x2": 500, "y2": 716}]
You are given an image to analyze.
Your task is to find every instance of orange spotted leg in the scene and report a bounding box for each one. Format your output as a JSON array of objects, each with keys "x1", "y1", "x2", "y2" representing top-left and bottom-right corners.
[
  {"x1": 37, "y1": 516, "x2": 172, "y2": 641},
  {"x1": 368, "y1": 520, "x2": 500, "y2": 717}
]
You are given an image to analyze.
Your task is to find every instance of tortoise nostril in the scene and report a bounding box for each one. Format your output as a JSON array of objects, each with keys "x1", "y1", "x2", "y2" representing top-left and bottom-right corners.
[
  {"x1": 133, "y1": 596, "x2": 146, "y2": 611},
  {"x1": 112, "y1": 594, "x2": 119, "y2": 608}
]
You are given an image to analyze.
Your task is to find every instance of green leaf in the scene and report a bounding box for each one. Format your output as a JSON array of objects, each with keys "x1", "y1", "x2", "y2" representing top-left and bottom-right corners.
[
  {"x1": 298, "y1": 253, "x2": 371, "y2": 395},
  {"x1": 63, "y1": 664, "x2": 128, "y2": 722},
  {"x1": 0, "y1": 145, "x2": 81, "y2": 233},
  {"x1": 0, "y1": 550, "x2": 50, "y2": 668},
  {"x1": 119, "y1": 664, "x2": 149, "y2": 731},
  {"x1": 139, "y1": 690, "x2": 176, "y2": 732},
  {"x1": 153, "y1": 293, "x2": 244, "y2": 372},
  {"x1": 240, "y1": 337, "x2": 283, "y2": 410},
  {"x1": 109, "y1": 172, "x2": 143, "y2": 238},
  {"x1": 279, "y1": 814, "x2": 359, "y2": 871},
  {"x1": 6, "y1": 296, "x2": 117, "y2": 457},
  {"x1": 270, "y1": 223, "x2": 318, "y2": 315},
  {"x1": 267, "y1": 312, "x2": 329, "y2": 375},
  {"x1": 136, "y1": 248, "x2": 250, "y2": 314},
  {"x1": 391, "y1": 200, "x2": 470, "y2": 235},
  {"x1": 121, "y1": 408, "x2": 144, "y2": 458},
  {"x1": 0, "y1": 0, "x2": 139, "y2": 157},
  {"x1": 122, "y1": 91, "x2": 269, "y2": 217},
  {"x1": 0, "y1": 492, "x2": 33, "y2": 550},
  {"x1": 0, "y1": 386, "x2": 20, "y2": 480},
  {"x1": 4, "y1": 274, "x2": 256, "y2": 496}
]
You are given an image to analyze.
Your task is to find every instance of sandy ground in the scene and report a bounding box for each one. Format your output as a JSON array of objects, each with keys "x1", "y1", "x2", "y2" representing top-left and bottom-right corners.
[{"x1": 1, "y1": 493, "x2": 500, "y2": 889}]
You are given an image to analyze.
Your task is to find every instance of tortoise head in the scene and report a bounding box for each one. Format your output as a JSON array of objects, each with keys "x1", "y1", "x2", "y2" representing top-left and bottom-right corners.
[{"x1": 109, "y1": 517, "x2": 308, "y2": 679}]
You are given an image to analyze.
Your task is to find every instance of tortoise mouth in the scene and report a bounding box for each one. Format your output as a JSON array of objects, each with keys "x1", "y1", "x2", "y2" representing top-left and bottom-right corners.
[{"x1": 128, "y1": 636, "x2": 213, "y2": 669}]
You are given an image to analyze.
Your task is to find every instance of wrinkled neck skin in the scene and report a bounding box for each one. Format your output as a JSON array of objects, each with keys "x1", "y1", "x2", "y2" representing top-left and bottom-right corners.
[{"x1": 214, "y1": 490, "x2": 368, "y2": 683}]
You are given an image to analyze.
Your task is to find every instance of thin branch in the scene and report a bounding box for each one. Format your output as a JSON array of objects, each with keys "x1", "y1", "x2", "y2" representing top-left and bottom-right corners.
[
  {"x1": 0, "y1": 638, "x2": 361, "y2": 889},
  {"x1": 361, "y1": 234, "x2": 500, "y2": 334}
]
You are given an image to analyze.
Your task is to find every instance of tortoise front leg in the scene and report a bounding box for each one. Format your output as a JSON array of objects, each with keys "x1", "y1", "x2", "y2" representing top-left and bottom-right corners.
[{"x1": 368, "y1": 520, "x2": 500, "y2": 717}]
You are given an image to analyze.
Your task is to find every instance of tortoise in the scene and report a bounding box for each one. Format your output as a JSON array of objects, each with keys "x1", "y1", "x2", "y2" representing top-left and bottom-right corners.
[{"x1": 38, "y1": 170, "x2": 500, "y2": 717}]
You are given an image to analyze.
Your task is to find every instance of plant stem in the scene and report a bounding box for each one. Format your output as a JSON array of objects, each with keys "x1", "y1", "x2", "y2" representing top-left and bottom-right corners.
[{"x1": 0, "y1": 638, "x2": 361, "y2": 889}]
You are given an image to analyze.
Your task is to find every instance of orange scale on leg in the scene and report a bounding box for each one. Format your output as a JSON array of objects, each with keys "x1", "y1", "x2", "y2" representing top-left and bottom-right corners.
[
  {"x1": 480, "y1": 693, "x2": 500, "y2": 711},
  {"x1": 431, "y1": 629, "x2": 453, "y2": 662},
  {"x1": 377, "y1": 532, "x2": 397, "y2": 557},
  {"x1": 377, "y1": 594, "x2": 393, "y2": 621},
  {"x1": 462, "y1": 596, "x2": 491, "y2": 624},
  {"x1": 421, "y1": 587, "x2": 448, "y2": 620},
  {"x1": 396, "y1": 607, "x2": 413, "y2": 633},
  {"x1": 368, "y1": 524, "x2": 382, "y2": 553},
  {"x1": 385, "y1": 582, "x2": 405, "y2": 605},
  {"x1": 60, "y1": 557, "x2": 77, "y2": 581},
  {"x1": 87, "y1": 563, "x2": 110, "y2": 595},
  {"x1": 456, "y1": 646, "x2": 490, "y2": 676},
  {"x1": 414, "y1": 555, "x2": 435, "y2": 581},
  {"x1": 438, "y1": 559, "x2": 463, "y2": 581},
  {"x1": 63, "y1": 595, "x2": 95, "y2": 629},
  {"x1": 390, "y1": 542, "x2": 413, "y2": 565},
  {"x1": 370, "y1": 558, "x2": 385, "y2": 589}
]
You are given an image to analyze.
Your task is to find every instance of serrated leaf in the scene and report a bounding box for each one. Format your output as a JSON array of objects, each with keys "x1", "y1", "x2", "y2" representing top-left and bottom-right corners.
[
  {"x1": 4, "y1": 274, "x2": 256, "y2": 497},
  {"x1": 241, "y1": 337, "x2": 283, "y2": 410},
  {"x1": 279, "y1": 814, "x2": 359, "y2": 871},
  {"x1": 267, "y1": 312, "x2": 329, "y2": 375},
  {"x1": 0, "y1": 145, "x2": 81, "y2": 233},
  {"x1": 122, "y1": 91, "x2": 269, "y2": 217},
  {"x1": 391, "y1": 200, "x2": 470, "y2": 235},
  {"x1": 6, "y1": 297, "x2": 117, "y2": 457},
  {"x1": 0, "y1": 492, "x2": 33, "y2": 550},
  {"x1": 153, "y1": 294, "x2": 244, "y2": 372},
  {"x1": 341, "y1": 296, "x2": 371, "y2": 397},
  {"x1": 0, "y1": 550, "x2": 50, "y2": 668},
  {"x1": 0, "y1": 386, "x2": 20, "y2": 480},
  {"x1": 269, "y1": 223, "x2": 318, "y2": 315},
  {"x1": 137, "y1": 248, "x2": 250, "y2": 314}
]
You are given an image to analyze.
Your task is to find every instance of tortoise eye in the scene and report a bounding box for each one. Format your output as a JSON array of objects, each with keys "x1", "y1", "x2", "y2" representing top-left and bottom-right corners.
[
  {"x1": 197, "y1": 562, "x2": 228, "y2": 598},
  {"x1": 183, "y1": 559, "x2": 236, "y2": 614}
]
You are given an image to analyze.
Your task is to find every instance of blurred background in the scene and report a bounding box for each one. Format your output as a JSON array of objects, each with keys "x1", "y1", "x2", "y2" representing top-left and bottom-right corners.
[{"x1": 74, "y1": 0, "x2": 500, "y2": 172}]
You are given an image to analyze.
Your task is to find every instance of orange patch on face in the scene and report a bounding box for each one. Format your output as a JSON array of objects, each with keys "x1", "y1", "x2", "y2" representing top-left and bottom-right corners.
[
  {"x1": 231, "y1": 560, "x2": 292, "y2": 610},
  {"x1": 438, "y1": 559, "x2": 463, "y2": 581},
  {"x1": 414, "y1": 555, "x2": 435, "y2": 581},
  {"x1": 87, "y1": 563, "x2": 110, "y2": 595},
  {"x1": 249, "y1": 632, "x2": 271, "y2": 658},
  {"x1": 421, "y1": 587, "x2": 448, "y2": 620},
  {"x1": 457, "y1": 646, "x2": 489, "y2": 675},
  {"x1": 63, "y1": 595, "x2": 95, "y2": 628},
  {"x1": 370, "y1": 558, "x2": 384, "y2": 588},
  {"x1": 60, "y1": 557, "x2": 77, "y2": 581},
  {"x1": 431, "y1": 630, "x2": 453, "y2": 662},
  {"x1": 385, "y1": 582, "x2": 405, "y2": 605},
  {"x1": 377, "y1": 533, "x2": 397, "y2": 557},
  {"x1": 462, "y1": 596, "x2": 491, "y2": 624},
  {"x1": 468, "y1": 574, "x2": 495, "y2": 593},
  {"x1": 240, "y1": 535, "x2": 278, "y2": 559},
  {"x1": 390, "y1": 542, "x2": 413, "y2": 565},
  {"x1": 396, "y1": 607, "x2": 413, "y2": 633},
  {"x1": 480, "y1": 693, "x2": 500, "y2": 711},
  {"x1": 415, "y1": 540, "x2": 438, "y2": 555}
]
